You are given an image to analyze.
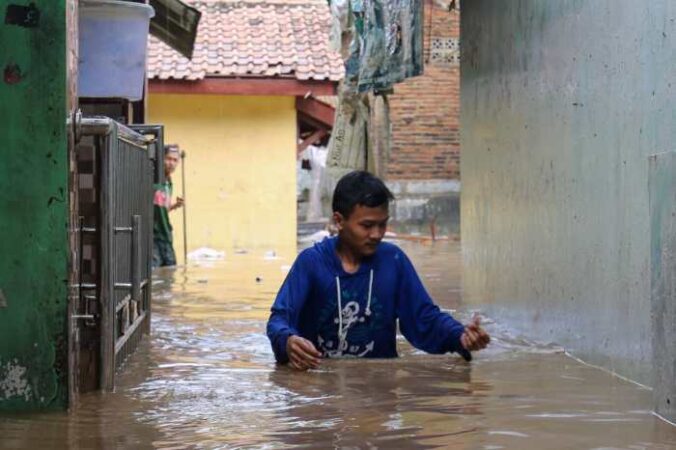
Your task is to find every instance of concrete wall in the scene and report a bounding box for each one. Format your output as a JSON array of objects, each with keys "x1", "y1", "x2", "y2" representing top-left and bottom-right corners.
[
  {"x1": 461, "y1": 1, "x2": 675, "y2": 386},
  {"x1": 648, "y1": 152, "x2": 676, "y2": 423},
  {"x1": 0, "y1": 1, "x2": 70, "y2": 410},
  {"x1": 388, "y1": 180, "x2": 460, "y2": 236},
  {"x1": 148, "y1": 94, "x2": 298, "y2": 258}
]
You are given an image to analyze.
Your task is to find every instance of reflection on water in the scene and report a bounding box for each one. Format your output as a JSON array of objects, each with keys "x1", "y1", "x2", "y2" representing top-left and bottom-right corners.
[{"x1": 1, "y1": 242, "x2": 675, "y2": 449}]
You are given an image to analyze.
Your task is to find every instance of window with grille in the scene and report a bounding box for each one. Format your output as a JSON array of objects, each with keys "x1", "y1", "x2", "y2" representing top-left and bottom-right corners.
[{"x1": 430, "y1": 37, "x2": 460, "y2": 66}]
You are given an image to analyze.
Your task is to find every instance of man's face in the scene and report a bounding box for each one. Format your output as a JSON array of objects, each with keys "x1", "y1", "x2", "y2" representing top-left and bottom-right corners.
[
  {"x1": 164, "y1": 152, "x2": 180, "y2": 176},
  {"x1": 334, "y1": 204, "x2": 389, "y2": 257}
]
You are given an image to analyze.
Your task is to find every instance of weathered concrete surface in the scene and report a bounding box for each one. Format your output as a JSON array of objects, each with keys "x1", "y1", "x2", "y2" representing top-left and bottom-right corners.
[
  {"x1": 0, "y1": 1, "x2": 69, "y2": 410},
  {"x1": 388, "y1": 180, "x2": 460, "y2": 235},
  {"x1": 297, "y1": 178, "x2": 461, "y2": 236},
  {"x1": 461, "y1": 1, "x2": 676, "y2": 386},
  {"x1": 649, "y1": 152, "x2": 676, "y2": 423}
]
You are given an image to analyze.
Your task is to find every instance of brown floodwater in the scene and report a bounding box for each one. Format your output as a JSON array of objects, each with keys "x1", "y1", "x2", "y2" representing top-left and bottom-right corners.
[{"x1": 1, "y1": 240, "x2": 675, "y2": 449}]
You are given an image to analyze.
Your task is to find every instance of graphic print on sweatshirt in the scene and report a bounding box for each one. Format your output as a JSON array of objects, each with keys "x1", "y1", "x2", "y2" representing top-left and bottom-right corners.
[{"x1": 316, "y1": 287, "x2": 385, "y2": 358}]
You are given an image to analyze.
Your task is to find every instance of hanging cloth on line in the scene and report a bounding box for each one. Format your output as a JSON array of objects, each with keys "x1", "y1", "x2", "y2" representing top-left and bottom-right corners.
[{"x1": 330, "y1": 0, "x2": 424, "y2": 94}]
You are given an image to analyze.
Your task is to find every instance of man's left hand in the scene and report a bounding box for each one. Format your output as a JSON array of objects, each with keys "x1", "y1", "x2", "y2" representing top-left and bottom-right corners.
[
  {"x1": 171, "y1": 197, "x2": 184, "y2": 210},
  {"x1": 460, "y1": 316, "x2": 490, "y2": 351}
]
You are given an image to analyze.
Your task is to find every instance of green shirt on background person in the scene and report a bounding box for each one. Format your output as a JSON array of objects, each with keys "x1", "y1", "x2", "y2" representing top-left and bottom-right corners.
[
  {"x1": 153, "y1": 146, "x2": 183, "y2": 267},
  {"x1": 153, "y1": 180, "x2": 173, "y2": 243}
]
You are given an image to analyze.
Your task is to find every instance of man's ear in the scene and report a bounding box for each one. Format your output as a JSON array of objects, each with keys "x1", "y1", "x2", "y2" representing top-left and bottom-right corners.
[{"x1": 333, "y1": 212, "x2": 344, "y2": 231}]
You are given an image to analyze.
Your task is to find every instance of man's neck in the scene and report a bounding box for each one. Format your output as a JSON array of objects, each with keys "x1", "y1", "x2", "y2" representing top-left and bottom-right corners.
[{"x1": 336, "y1": 239, "x2": 361, "y2": 273}]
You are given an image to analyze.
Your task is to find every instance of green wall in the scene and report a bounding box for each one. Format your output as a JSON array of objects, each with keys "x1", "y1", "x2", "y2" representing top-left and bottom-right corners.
[{"x1": 0, "y1": 0, "x2": 69, "y2": 410}]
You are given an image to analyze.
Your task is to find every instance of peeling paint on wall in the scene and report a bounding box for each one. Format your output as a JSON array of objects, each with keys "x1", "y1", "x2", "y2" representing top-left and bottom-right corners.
[
  {"x1": 0, "y1": 359, "x2": 33, "y2": 402},
  {"x1": 3, "y1": 63, "x2": 24, "y2": 85}
]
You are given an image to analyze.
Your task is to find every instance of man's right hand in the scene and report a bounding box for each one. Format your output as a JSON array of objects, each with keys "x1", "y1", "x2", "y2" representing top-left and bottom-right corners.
[
  {"x1": 286, "y1": 335, "x2": 322, "y2": 371},
  {"x1": 460, "y1": 316, "x2": 490, "y2": 352}
]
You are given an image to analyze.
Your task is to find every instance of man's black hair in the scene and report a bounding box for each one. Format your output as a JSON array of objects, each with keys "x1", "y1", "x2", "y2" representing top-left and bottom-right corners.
[{"x1": 332, "y1": 171, "x2": 395, "y2": 218}]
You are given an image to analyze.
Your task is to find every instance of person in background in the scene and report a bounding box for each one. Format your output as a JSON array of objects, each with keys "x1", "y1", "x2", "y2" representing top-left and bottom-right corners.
[
  {"x1": 152, "y1": 145, "x2": 184, "y2": 268},
  {"x1": 267, "y1": 170, "x2": 490, "y2": 370}
]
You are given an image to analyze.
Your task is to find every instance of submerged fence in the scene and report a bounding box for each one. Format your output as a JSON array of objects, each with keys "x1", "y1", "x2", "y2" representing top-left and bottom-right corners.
[{"x1": 72, "y1": 117, "x2": 160, "y2": 393}]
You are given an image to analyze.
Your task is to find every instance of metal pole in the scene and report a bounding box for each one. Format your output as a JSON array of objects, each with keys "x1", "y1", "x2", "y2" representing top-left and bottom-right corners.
[
  {"x1": 131, "y1": 215, "x2": 141, "y2": 315},
  {"x1": 100, "y1": 131, "x2": 116, "y2": 392},
  {"x1": 180, "y1": 151, "x2": 188, "y2": 265}
]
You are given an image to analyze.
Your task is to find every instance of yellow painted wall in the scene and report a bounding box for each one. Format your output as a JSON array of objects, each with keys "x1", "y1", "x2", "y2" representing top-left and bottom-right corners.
[{"x1": 148, "y1": 94, "x2": 297, "y2": 261}]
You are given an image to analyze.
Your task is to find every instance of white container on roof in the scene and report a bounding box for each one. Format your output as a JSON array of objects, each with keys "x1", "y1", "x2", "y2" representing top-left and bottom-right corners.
[{"x1": 78, "y1": 0, "x2": 155, "y2": 101}]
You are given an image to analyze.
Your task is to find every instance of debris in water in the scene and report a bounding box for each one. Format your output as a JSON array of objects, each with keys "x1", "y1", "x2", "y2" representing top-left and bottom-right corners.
[{"x1": 188, "y1": 247, "x2": 225, "y2": 260}]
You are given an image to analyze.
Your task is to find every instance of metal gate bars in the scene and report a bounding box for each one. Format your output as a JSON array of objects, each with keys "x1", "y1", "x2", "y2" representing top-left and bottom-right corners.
[{"x1": 72, "y1": 117, "x2": 159, "y2": 392}]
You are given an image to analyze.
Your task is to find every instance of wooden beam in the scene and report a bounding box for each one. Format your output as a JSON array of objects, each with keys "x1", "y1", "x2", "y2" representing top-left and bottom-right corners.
[
  {"x1": 297, "y1": 129, "x2": 328, "y2": 155},
  {"x1": 296, "y1": 97, "x2": 336, "y2": 127},
  {"x1": 297, "y1": 112, "x2": 330, "y2": 132},
  {"x1": 149, "y1": 78, "x2": 338, "y2": 96}
]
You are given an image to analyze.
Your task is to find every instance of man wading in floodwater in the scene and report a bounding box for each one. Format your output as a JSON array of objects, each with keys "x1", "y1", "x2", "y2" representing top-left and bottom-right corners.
[
  {"x1": 153, "y1": 145, "x2": 184, "y2": 268},
  {"x1": 267, "y1": 171, "x2": 490, "y2": 370}
]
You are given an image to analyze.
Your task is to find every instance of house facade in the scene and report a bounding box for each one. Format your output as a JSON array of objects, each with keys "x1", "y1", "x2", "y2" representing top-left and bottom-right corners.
[{"x1": 147, "y1": 0, "x2": 342, "y2": 257}]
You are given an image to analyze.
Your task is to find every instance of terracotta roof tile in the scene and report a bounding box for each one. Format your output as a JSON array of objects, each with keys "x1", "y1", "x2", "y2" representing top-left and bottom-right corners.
[{"x1": 148, "y1": 0, "x2": 343, "y2": 82}]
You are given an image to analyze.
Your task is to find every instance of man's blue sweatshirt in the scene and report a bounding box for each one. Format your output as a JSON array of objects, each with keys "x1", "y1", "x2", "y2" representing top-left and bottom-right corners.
[{"x1": 266, "y1": 237, "x2": 467, "y2": 363}]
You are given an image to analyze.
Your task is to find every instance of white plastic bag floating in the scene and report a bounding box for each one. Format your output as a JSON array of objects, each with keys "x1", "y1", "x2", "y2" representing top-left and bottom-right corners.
[
  {"x1": 263, "y1": 250, "x2": 279, "y2": 260},
  {"x1": 187, "y1": 247, "x2": 225, "y2": 260}
]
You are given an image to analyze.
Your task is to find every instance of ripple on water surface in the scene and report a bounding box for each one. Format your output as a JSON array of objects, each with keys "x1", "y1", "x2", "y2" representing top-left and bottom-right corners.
[{"x1": 1, "y1": 242, "x2": 675, "y2": 449}]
